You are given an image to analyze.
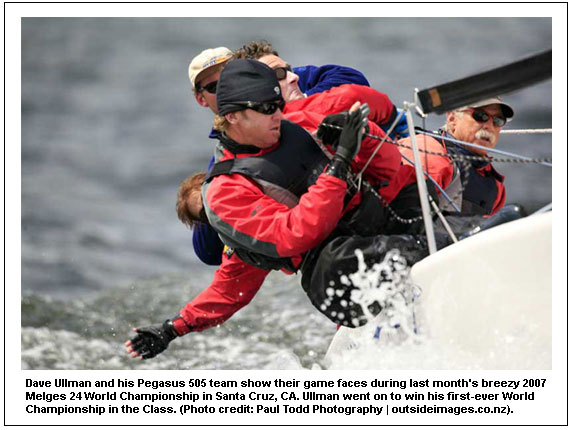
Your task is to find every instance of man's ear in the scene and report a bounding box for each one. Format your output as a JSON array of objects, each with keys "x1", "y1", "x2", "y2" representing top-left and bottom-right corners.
[
  {"x1": 446, "y1": 111, "x2": 457, "y2": 133},
  {"x1": 225, "y1": 111, "x2": 240, "y2": 125},
  {"x1": 195, "y1": 92, "x2": 209, "y2": 108}
]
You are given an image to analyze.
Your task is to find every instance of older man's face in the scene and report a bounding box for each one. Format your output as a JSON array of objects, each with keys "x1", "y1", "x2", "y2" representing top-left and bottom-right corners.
[
  {"x1": 447, "y1": 104, "x2": 505, "y2": 157},
  {"x1": 257, "y1": 54, "x2": 305, "y2": 103}
]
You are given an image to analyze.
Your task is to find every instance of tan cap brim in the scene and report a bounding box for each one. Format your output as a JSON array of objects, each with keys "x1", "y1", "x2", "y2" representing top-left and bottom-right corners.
[{"x1": 468, "y1": 97, "x2": 514, "y2": 120}]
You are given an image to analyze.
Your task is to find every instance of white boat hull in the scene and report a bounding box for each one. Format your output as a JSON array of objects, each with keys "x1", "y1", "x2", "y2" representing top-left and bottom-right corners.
[{"x1": 324, "y1": 212, "x2": 552, "y2": 369}]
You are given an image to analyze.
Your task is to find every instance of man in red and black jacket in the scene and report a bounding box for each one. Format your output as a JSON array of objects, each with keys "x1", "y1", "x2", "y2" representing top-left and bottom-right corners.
[
  {"x1": 398, "y1": 97, "x2": 513, "y2": 215},
  {"x1": 192, "y1": 41, "x2": 409, "y2": 266},
  {"x1": 125, "y1": 59, "x2": 440, "y2": 360}
]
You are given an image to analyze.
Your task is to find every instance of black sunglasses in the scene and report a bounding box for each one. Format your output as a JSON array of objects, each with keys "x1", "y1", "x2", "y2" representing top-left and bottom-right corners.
[
  {"x1": 462, "y1": 108, "x2": 507, "y2": 127},
  {"x1": 274, "y1": 65, "x2": 293, "y2": 81},
  {"x1": 196, "y1": 80, "x2": 218, "y2": 94},
  {"x1": 228, "y1": 100, "x2": 285, "y2": 115}
]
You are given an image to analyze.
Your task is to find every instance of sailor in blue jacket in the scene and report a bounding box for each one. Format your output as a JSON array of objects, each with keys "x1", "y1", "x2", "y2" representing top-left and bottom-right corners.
[{"x1": 188, "y1": 41, "x2": 401, "y2": 265}]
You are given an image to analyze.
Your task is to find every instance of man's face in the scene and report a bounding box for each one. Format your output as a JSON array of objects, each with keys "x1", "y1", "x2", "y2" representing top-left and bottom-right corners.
[
  {"x1": 447, "y1": 104, "x2": 505, "y2": 157},
  {"x1": 226, "y1": 107, "x2": 283, "y2": 149},
  {"x1": 194, "y1": 68, "x2": 222, "y2": 114},
  {"x1": 257, "y1": 54, "x2": 305, "y2": 103}
]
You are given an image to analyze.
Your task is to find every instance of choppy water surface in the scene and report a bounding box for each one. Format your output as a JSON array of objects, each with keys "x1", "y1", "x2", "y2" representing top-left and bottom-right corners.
[
  {"x1": 22, "y1": 272, "x2": 334, "y2": 370},
  {"x1": 20, "y1": 17, "x2": 552, "y2": 369}
]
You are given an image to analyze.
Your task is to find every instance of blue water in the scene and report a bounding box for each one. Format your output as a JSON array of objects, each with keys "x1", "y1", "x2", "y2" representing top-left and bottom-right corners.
[{"x1": 20, "y1": 17, "x2": 552, "y2": 369}]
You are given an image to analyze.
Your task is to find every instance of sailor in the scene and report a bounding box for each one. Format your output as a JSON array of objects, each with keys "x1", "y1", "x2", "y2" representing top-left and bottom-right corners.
[
  {"x1": 232, "y1": 40, "x2": 374, "y2": 102},
  {"x1": 189, "y1": 43, "x2": 371, "y2": 266},
  {"x1": 125, "y1": 59, "x2": 436, "y2": 360},
  {"x1": 191, "y1": 40, "x2": 410, "y2": 266},
  {"x1": 189, "y1": 43, "x2": 372, "y2": 116},
  {"x1": 398, "y1": 97, "x2": 514, "y2": 215},
  {"x1": 235, "y1": 39, "x2": 409, "y2": 138}
]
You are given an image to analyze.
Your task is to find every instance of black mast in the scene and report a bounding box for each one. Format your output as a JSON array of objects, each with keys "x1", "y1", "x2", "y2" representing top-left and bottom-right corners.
[{"x1": 417, "y1": 50, "x2": 551, "y2": 115}]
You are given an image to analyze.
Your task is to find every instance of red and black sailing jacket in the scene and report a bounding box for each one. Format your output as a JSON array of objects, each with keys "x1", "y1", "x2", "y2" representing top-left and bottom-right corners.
[
  {"x1": 398, "y1": 131, "x2": 506, "y2": 215},
  {"x1": 202, "y1": 111, "x2": 403, "y2": 273}
]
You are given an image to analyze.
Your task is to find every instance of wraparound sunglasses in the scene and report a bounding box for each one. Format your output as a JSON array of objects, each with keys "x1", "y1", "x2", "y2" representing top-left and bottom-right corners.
[{"x1": 460, "y1": 108, "x2": 507, "y2": 127}]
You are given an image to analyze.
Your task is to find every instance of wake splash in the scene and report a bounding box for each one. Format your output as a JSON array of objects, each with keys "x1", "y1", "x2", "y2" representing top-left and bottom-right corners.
[
  {"x1": 343, "y1": 248, "x2": 420, "y2": 336},
  {"x1": 323, "y1": 248, "x2": 434, "y2": 369}
]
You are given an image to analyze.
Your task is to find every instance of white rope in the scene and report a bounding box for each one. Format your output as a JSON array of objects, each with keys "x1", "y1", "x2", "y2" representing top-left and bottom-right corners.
[{"x1": 500, "y1": 128, "x2": 552, "y2": 134}]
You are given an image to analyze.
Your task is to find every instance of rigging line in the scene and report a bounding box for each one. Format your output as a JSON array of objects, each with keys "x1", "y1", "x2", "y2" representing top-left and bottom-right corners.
[
  {"x1": 417, "y1": 130, "x2": 553, "y2": 167},
  {"x1": 429, "y1": 198, "x2": 458, "y2": 244},
  {"x1": 400, "y1": 153, "x2": 461, "y2": 212},
  {"x1": 321, "y1": 123, "x2": 551, "y2": 165},
  {"x1": 356, "y1": 109, "x2": 405, "y2": 179},
  {"x1": 500, "y1": 128, "x2": 552, "y2": 134}
]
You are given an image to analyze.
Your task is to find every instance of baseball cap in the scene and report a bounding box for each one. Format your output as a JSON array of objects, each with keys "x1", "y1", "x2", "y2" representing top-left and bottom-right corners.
[
  {"x1": 468, "y1": 97, "x2": 514, "y2": 120},
  {"x1": 216, "y1": 59, "x2": 283, "y2": 116},
  {"x1": 188, "y1": 47, "x2": 233, "y2": 91}
]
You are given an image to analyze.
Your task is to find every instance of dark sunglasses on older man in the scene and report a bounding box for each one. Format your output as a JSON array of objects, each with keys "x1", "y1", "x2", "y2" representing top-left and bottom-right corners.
[
  {"x1": 196, "y1": 80, "x2": 218, "y2": 94},
  {"x1": 461, "y1": 108, "x2": 507, "y2": 127},
  {"x1": 274, "y1": 65, "x2": 293, "y2": 81},
  {"x1": 229, "y1": 100, "x2": 285, "y2": 115}
]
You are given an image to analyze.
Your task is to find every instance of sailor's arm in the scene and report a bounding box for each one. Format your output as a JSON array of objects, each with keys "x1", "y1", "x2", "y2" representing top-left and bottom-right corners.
[
  {"x1": 339, "y1": 85, "x2": 409, "y2": 139},
  {"x1": 398, "y1": 134, "x2": 455, "y2": 190},
  {"x1": 125, "y1": 254, "x2": 269, "y2": 360},
  {"x1": 284, "y1": 110, "x2": 401, "y2": 187},
  {"x1": 203, "y1": 105, "x2": 366, "y2": 259},
  {"x1": 286, "y1": 84, "x2": 396, "y2": 129},
  {"x1": 339, "y1": 84, "x2": 396, "y2": 126},
  {"x1": 352, "y1": 120, "x2": 402, "y2": 184},
  {"x1": 204, "y1": 172, "x2": 347, "y2": 258},
  {"x1": 176, "y1": 254, "x2": 269, "y2": 331}
]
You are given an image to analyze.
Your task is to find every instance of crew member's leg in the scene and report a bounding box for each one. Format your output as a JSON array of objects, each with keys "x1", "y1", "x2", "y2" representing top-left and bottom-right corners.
[{"x1": 300, "y1": 232, "x2": 446, "y2": 327}]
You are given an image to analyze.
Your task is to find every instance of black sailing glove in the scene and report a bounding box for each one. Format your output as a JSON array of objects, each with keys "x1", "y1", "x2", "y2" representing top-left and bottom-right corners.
[
  {"x1": 317, "y1": 112, "x2": 349, "y2": 147},
  {"x1": 126, "y1": 320, "x2": 178, "y2": 360},
  {"x1": 325, "y1": 103, "x2": 370, "y2": 179}
]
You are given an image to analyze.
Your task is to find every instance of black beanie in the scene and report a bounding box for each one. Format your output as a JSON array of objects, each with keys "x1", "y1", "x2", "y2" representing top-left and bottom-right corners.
[{"x1": 217, "y1": 59, "x2": 283, "y2": 116}]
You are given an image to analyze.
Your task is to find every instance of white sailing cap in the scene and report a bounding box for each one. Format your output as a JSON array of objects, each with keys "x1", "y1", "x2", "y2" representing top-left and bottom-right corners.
[{"x1": 188, "y1": 47, "x2": 233, "y2": 90}]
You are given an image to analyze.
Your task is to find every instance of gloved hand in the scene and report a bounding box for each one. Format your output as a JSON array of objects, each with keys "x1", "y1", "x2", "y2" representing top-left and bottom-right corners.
[
  {"x1": 317, "y1": 111, "x2": 349, "y2": 147},
  {"x1": 325, "y1": 103, "x2": 370, "y2": 179},
  {"x1": 381, "y1": 108, "x2": 409, "y2": 140},
  {"x1": 334, "y1": 103, "x2": 370, "y2": 163},
  {"x1": 125, "y1": 320, "x2": 178, "y2": 360}
]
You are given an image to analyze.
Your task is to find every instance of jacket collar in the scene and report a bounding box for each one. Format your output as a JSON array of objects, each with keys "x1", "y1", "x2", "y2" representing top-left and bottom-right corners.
[{"x1": 218, "y1": 132, "x2": 262, "y2": 155}]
